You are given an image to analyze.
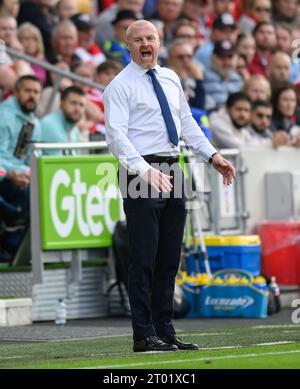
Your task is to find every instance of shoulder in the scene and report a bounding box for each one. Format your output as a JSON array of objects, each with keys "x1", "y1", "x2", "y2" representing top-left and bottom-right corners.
[
  {"x1": 159, "y1": 66, "x2": 178, "y2": 79},
  {"x1": 204, "y1": 68, "x2": 220, "y2": 81},
  {"x1": 159, "y1": 66, "x2": 182, "y2": 87},
  {"x1": 40, "y1": 111, "x2": 58, "y2": 126},
  {"x1": 0, "y1": 102, "x2": 17, "y2": 124},
  {"x1": 228, "y1": 72, "x2": 242, "y2": 82},
  {"x1": 195, "y1": 42, "x2": 212, "y2": 55},
  {"x1": 33, "y1": 117, "x2": 42, "y2": 133},
  {"x1": 209, "y1": 109, "x2": 230, "y2": 125},
  {"x1": 104, "y1": 66, "x2": 132, "y2": 98}
]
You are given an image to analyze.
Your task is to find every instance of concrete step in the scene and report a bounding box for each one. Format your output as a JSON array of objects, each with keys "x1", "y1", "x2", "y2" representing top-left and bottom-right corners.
[{"x1": 279, "y1": 285, "x2": 300, "y2": 308}]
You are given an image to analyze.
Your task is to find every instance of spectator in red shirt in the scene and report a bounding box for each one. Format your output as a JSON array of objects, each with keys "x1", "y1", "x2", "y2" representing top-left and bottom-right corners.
[
  {"x1": 71, "y1": 61, "x2": 104, "y2": 138},
  {"x1": 248, "y1": 22, "x2": 276, "y2": 77},
  {"x1": 181, "y1": 0, "x2": 212, "y2": 45},
  {"x1": 236, "y1": 33, "x2": 256, "y2": 65},
  {"x1": 93, "y1": 59, "x2": 122, "y2": 134},
  {"x1": 71, "y1": 13, "x2": 106, "y2": 68}
]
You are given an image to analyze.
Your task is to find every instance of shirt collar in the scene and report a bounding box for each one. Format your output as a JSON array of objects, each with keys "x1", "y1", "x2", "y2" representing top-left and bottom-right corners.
[{"x1": 130, "y1": 60, "x2": 161, "y2": 77}]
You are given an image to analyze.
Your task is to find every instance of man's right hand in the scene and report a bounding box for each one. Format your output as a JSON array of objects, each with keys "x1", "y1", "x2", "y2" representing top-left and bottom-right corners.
[
  {"x1": 142, "y1": 167, "x2": 173, "y2": 193},
  {"x1": 9, "y1": 171, "x2": 30, "y2": 189}
]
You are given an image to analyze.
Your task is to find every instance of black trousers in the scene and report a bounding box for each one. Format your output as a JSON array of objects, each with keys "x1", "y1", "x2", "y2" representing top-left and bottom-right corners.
[{"x1": 121, "y1": 156, "x2": 187, "y2": 341}]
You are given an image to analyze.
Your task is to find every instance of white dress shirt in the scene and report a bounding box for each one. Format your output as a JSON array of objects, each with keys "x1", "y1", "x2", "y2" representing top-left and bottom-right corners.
[{"x1": 104, "y1": 61, "x2": 217, "y2": 177}]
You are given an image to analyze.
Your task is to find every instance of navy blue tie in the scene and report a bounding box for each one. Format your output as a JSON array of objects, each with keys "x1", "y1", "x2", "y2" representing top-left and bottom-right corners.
[{"x1": 147, "y1": 69, "x2": 179, "y2": 146}]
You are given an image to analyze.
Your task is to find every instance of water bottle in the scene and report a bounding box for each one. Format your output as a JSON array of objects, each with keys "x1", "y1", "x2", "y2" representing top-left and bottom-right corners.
[{"x1": 55, "y1": 298, "x2": 67, "y2": 325}]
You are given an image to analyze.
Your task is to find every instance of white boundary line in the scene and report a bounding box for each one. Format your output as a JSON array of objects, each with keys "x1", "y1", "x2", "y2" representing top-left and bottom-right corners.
[
  {"x1": 254, "y1": 341, "x2": 295, "y2": 346},
  {"x1": 252, "y1": 324, "x2": 300, "y2": 329},
  {"x1": 178, "y1": 332, "x2": 234, "y2": 337},
  {"x1": 81, "y1": 347, "x2": 300, "y2": 369}
]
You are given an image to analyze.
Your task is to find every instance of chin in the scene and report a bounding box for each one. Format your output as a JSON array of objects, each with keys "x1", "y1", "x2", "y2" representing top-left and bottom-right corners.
[
  {"x1": 140, "y1": 62, "x2": 152, "y2": 69},
  {"x1": 23, "y1": 105, "x2": 36, "y2": 113}
]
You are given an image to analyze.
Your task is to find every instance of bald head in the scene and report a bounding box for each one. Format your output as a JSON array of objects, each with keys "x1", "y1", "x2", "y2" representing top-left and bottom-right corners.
[
  {"x1": 268, "y1": 51, "x2": 291, "y2": 84},
  {"x1": 126, "y1": 20, "x2": 158, "y2": 41},
  {"x1": 126, "y1": 20, "x2": 160, "y2": 69},
  {"x1": 52, "y1": 20, "x2": 78, "y2": 59},
  {"x1": 52, "y1": 20, "x2": 77, "y2": 40}
]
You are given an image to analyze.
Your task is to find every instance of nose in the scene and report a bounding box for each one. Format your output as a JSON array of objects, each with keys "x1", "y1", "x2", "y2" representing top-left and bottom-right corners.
[{"x1": 141, "y1": 38, "x2": 150, "y2": 46}]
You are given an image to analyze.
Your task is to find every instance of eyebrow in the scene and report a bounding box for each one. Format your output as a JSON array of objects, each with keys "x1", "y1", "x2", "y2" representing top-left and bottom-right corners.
[{"x1": 132, "y1": 34, "x2": 157, "y2": 39}]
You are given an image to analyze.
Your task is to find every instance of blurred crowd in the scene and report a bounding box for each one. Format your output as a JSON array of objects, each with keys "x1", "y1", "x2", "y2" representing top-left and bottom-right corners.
[{"x1": 1, "y1": 0, "x2": 300, "y2": 260}]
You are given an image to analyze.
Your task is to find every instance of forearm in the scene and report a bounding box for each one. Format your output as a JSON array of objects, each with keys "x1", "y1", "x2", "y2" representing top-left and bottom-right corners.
[
  {"x1": 181, "y1": 115, "x2": 217, "y2": 161},
  {"x1": 180, "y1": 93, "x2": 216, "y2": 161},
  {"x1": 106, "y1": 131, "x2": 150, "y2": 177}
]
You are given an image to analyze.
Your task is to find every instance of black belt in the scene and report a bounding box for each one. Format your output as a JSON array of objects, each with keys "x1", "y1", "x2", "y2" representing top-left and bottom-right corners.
[{"x1": 142, "y1": 154, "x2": 179, "y2": 164}]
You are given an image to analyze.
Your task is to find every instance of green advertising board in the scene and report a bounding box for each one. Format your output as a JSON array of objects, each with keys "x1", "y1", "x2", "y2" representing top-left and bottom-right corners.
[{"x1": 38, "y1": 154, "x2": 123, "y2": 250}]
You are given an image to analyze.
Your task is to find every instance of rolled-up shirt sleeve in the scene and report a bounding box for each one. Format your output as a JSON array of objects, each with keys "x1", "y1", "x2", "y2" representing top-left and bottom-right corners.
[
  {"x1": 104, "y1": 82, "x2": 151, "y2": 177},
  {"x1": 178, "y1": 79, "x2": 217, "y2": 162}
]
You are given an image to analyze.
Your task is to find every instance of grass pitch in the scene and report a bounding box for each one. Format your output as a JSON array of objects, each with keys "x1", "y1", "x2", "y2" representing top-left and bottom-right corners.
[{"x1": 0, "y1": 324, "x2": 300, "y2": 369}]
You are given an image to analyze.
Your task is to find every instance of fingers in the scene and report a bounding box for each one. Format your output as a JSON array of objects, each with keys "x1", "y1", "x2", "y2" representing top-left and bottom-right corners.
[
  {"x1": 159, "y1": 172, "x2": 173, "y2": 192},
  {"x1": 221, "y1": 161, "x2": 236, "y2": 186},
  {"x1": 146, "y1": 168, "x2": 173, "y2": 193},
  {"x1": 229, "y1": 163, "x2": 236, "y2": 179},
  {"x1": 223, "y1": 172, "x2": 234, "y2": 186}
]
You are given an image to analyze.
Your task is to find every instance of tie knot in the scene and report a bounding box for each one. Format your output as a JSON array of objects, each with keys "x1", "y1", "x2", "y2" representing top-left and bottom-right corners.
[{"x1": 147, "y1": 69, "x2": 155, "y2": 77}]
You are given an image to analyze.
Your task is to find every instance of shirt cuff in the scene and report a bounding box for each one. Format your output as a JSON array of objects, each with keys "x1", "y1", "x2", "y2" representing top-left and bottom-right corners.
[
  {"x1": 132, "y1": 158, "x2": 151, "y2": 177},
  {"x1": 202, "y1": 144, "x2": 218, "y2": 163}
]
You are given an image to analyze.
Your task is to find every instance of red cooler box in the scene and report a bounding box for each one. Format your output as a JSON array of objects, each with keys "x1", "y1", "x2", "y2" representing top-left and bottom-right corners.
[{"x1": 259, "y1": 221, "x2": 300, "y2": 285}]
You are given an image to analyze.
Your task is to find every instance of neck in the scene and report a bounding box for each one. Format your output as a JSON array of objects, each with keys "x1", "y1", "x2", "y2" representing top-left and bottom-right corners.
[
  {"x1": 231, "y1": 117, "x2": 245, "y2": 130},
  {"x1": 256, "y1": 47, "x2": 271, "y2": 56},
  {"x1": 132, "y1": 60, "x2": 157, "y2": 70},
  {"x1": 251, "y1": 124, "x2": 265, "y2": 134}
]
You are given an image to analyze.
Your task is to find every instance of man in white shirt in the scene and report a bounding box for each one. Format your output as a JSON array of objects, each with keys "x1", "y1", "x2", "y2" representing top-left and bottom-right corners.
[{"x1": 104, "y1": 20, "x2": 236, "y2": 353}]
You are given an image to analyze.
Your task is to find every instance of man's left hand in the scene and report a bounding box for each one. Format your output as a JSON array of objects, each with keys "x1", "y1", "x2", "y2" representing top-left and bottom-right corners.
[{"x1": 211, "y1": 153, "x2": 236, "y2": 186}]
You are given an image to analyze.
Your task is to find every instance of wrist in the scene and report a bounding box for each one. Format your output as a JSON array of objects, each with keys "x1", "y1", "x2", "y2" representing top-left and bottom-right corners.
[{"x1": 209, "y1": 152, "x2": 218, "y2": 164}]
